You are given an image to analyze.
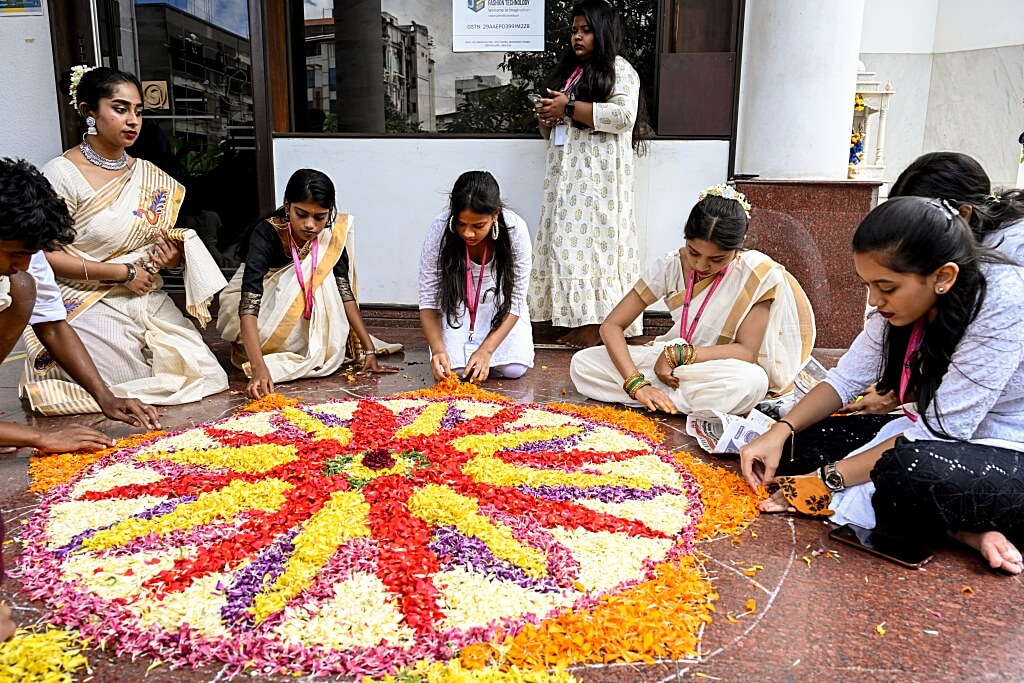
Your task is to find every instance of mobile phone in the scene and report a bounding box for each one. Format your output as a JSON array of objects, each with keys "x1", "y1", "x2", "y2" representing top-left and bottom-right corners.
[
  {"x1": 526, "y1": 92, "x2": 542, "y2": 108},
  {"x1": 828, "y1": 523, "x2": 934, "y2": 569}
]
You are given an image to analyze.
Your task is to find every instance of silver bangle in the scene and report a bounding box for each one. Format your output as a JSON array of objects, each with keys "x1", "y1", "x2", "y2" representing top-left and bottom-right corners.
[
  {"x1": 363, "y1": 349, "x2": 377, "y2": 356},
  {"x1": 103, "y1": 263, "x2": 136, "y2": 285}
]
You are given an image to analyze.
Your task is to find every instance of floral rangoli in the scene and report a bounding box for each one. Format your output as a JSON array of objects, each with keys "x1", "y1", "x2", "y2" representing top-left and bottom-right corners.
[{"x1": 16, "y1": 391, "x2": 754, "y2": 678}]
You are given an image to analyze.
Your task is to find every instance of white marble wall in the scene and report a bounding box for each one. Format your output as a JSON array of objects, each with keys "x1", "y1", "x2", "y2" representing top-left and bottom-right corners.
[
  {"x1": 858, "y1": 53, "x2": 934, "y2": 191},
  {"x1": 859, "y1": 0, "x2": 1023, "y2": 190},
  {"x1": 923, "y1": 45, "x2": 1024, "y2": 188}
]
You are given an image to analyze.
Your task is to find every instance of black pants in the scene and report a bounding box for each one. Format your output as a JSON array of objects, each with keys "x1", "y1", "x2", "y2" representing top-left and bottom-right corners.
[{"x1": 776, "y1": 416, "x2": 1024, "y2": 545}]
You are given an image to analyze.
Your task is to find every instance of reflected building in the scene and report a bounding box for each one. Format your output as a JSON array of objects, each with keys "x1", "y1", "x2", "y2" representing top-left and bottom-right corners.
[
  {"x1": 135, "y1": 1, "x2": 254, "y2": 151},
  {"x1": 306, "y1": 12, "x2": 435, "y2": 132}
]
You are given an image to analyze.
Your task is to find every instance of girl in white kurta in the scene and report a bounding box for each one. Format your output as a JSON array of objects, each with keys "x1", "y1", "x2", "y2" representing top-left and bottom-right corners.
[
  {"x1": 530, "y1": 0, "x2": 648, "y2": 348},
  {"x1": 845, "y1": 152, "x2": 1024, "y2": 415},
  {"x1": 741, "y1": 197, "x2": 1024, "y2": 575},
  {"x1": 571, "y1": 186, "x2": 816, "y2": 418},
  {"x1": 419, "y1": 171, "x2": 534, "y2": 382}
]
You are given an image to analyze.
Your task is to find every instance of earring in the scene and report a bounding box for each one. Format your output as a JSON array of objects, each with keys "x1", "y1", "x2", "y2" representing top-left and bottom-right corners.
[
  {"x1": 491, "y1": 219, "x2": 499, "y2": 240},
  {"x1": 937, "y1": 286, "x2": 945, "y2": 293},
  {"x1": 85, "y1": 115, "x2": 97, "y2": 136},
  {"x1": 448, "y1": 216, "x2": 455, "y2": 234}
]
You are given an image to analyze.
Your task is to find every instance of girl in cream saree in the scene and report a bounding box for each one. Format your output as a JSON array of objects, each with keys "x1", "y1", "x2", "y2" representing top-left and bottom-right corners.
[
  {"x1": 217, "y1": 169, "x2": 401, "y2": 399},
  {"x1": 571, "y1": 186, "x2": 816, "y2": 418},
  {"x1": 21, "y1": 156, "x2": 229, "y2": 415}
]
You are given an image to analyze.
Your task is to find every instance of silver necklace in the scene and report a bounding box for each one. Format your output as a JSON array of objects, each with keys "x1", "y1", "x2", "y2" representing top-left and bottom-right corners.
[{"x1": 80, "y1": 140, "x2": 129, "y2": 171}]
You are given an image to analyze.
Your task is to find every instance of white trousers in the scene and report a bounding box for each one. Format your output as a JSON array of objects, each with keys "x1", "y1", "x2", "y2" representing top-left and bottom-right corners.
[{"x1": 570, "y1": 341, "x2": 769, "y2": 418}]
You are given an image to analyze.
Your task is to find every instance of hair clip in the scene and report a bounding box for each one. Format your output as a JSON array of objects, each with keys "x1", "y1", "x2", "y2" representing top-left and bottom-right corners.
[
  {"x1": 939, "y1": 198, "x2": 959, "y2": 219},
  {"x1": 697, "y1": 183, "x2": 752, "y2": 218},
  {"x1": 925, "y1": 198, "x2": 958, "y2": 220}
]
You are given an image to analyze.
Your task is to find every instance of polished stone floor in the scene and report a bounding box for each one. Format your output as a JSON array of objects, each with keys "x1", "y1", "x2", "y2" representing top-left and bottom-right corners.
[{"x1": 1, "y1": 326, "x2": 1021, "y2": 682}]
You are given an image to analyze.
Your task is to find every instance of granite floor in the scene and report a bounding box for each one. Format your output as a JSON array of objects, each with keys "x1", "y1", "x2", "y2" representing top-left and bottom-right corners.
[{"x1": 1, "y1": 325, "x2": 1021, "y2": 683}]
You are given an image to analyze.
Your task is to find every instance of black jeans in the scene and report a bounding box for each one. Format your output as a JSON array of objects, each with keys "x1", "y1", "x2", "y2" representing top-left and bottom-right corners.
[{"x1": 777, "y1": 416, "x2": 1024, "y2": 545}]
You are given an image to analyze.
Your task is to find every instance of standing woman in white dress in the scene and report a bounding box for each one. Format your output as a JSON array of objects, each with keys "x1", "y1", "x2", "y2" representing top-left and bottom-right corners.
[
  {"x1": 530, "y1": 0, "x2": 648, "y2": 349},
  {"x1": 419, "y1": 171, "x2": 534, "y2": 382}
]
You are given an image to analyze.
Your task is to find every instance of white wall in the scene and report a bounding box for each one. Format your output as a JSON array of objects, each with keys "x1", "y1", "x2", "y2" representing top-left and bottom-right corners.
[
  {"x1": 274, "y1": 137, "x2": 729, "y2": 306},
  {"x1": 0, "y1": 2, "x2": 63, "y2": 166},
  {"x1": 859, "y1": 0, "x2": 1023, "y2": 189},
  {"x1": 860, "y1": 0, "x2": 938, "y2": 54},
  {"x1": 933, "y1": 0, "x2": 1024, "y2": 53}
]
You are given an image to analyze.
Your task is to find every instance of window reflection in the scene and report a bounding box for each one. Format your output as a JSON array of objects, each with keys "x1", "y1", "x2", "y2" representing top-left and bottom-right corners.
[
  {"x1": 295, "y1": 0, "x2": 657, "y2": 135},
  {"x1": 95, "y1": 0, "x2": 258, "y2": 280}
]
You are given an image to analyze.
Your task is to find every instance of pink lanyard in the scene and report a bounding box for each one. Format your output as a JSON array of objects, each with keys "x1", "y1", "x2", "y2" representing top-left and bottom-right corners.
[
  {"x1": 465, "y1": 243, "x2": 488, "y2": 340},
  {"x1": 680, "y1": 266, "x2": 728, "y2": 343},
  {"x1": 563, "y1": 66, "x2": 584, "y2": 93},
  {"x1": 899, "y1": 319, "x2": 925, "y2": 421},
  {"x1": 289, "y1": 235, "x2": 319, "y2": 321}
]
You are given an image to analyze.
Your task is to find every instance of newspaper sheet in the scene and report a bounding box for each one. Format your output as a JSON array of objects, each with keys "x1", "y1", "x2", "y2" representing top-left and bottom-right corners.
[{"x1": 686, "y1": 408, "x2": 775, "y2": 454}]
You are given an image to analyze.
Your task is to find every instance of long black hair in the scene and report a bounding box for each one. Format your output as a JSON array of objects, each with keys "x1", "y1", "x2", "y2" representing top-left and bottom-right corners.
[
  {"x1": 436, "y1": 171, "x2": 515, "y2": 331},
  {"x1": 683, "y1": 194, "x2": 750, "y2": 250},
  {"x1": 890, "y1": 152, "x2": 1024, "y2": 250},
  {"x1": 240, "y1": 168, "x2": 337, "y2": 258},
  {"x1": 854, "y1": 196, "x2": 1012, "y2": 439},
  {"x1": 544, "y1": 0, "x2": 649, "y2": 154}
]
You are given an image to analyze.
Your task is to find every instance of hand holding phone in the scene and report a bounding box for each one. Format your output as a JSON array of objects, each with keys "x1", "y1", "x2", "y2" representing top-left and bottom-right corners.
[
  {"x1": 829, "y1": 523, "x2": 934, "y2": 569},
  {"x1": 527, "y1": 92, "x2": 542, "y2": 109}
]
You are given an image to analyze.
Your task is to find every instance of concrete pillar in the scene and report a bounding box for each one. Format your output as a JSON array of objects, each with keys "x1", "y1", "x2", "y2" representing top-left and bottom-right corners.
[{"x1": 735, "y1": 0, "x2": 866, "y2": 180}]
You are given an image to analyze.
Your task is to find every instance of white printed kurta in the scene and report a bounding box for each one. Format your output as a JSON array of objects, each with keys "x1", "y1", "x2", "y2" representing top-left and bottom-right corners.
[{"x1": 529, "y1": 55, "x2": 643, "y2": 336}]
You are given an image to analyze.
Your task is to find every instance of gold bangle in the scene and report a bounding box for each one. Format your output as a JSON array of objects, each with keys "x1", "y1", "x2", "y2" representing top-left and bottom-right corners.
[
  {"x1": 663, "y1": 345, "x2": 677, "y2": 369},
  {"x1": 685, "y1": 344, "x2": 698, "y2": 365},
  {"x1": 622, "y1": 371, "x2": 645, "y2": 395},
  {"x1": 627, "y1": 379, "x2": 651, "y2": 400}
]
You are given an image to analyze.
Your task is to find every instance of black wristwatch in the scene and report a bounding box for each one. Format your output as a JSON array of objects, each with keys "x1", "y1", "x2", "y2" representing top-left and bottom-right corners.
[
  {"x1": 565, "y1": 96, "x2": 576, "y2": 119},
  {"x1": 819, "y1": 462, "x2": 846, "y2": 492}
]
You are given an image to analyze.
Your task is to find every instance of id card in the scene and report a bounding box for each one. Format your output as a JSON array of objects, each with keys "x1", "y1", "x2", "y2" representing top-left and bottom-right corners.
[
  {"x1": 463, "y1": 340, "x2": 481, "y2": 360},
  {"x1": 553, "y1": 123, "x2": 568, "y2": 147}
]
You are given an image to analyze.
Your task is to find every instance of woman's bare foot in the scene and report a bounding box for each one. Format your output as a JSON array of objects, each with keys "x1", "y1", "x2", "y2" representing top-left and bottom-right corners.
[
  {"x1": 758, "y1": 488, "x2": 796, "y2": 513},
  {"x1": 953, "y1": 530, "x2": 1023, "y2": 574},
  {"x1": 557, "y1": 324, "x2": 602, "y2": 349}
]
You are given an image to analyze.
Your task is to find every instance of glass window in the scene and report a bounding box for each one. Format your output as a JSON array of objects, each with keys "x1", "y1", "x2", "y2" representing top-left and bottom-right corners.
[
  {"x1": 95, "y1": 0, "x2": 259, "y2": 279},
  {"x1": 290, "y1": 0, "x2": 660, "y2": 135}
]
